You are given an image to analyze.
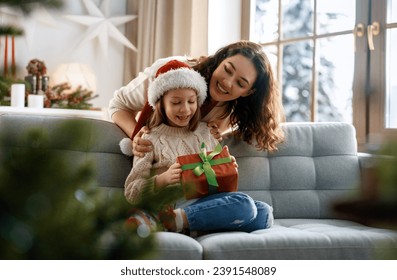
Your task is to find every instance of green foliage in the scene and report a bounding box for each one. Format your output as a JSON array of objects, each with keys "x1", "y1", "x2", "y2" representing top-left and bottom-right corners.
[
  {"x1": 375, "y1": 142, "x2": 397, "y2": 203},
  {"x1": 0, "y1": 0, "x2": 63, "y2": 15},
  {"x1": 0, "y1": 76, "x2": 30, "y2": 106},
  {"x1": 0, "y1": 77, "x2": 98, "y2": 109},
  {"x1": 0, "y1": 25, "x2": 23, "y2": 36},
  {"x1": 44, "y1": 83, "x2": 99, "y2": 110},
  {"x1": 371, "y1": 142, "x2": 397, "y2": 259},
  {"x1": 0, "y1": 120, "x2": 155, "y2": 259},
  {"x1": 132, "y1": 179, "x2": 184, "y2": 226}
]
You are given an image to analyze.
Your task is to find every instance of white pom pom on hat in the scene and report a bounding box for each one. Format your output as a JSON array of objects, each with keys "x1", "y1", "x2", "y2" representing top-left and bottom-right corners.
[
  {"x1": 148, "y1": 60, "x2": 207, "y2": 108},
  {"x1": 119, "y1": 137, "x2": 133, "y2": 157}
]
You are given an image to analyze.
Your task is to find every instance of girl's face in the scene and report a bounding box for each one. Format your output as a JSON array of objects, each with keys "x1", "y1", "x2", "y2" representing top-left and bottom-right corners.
[
  {"x1": 209, "y1": 54, "x2": 258, "y2": 102},
  {"x1": 163, "y1": 88, "x2": 198, "y2": 127}
]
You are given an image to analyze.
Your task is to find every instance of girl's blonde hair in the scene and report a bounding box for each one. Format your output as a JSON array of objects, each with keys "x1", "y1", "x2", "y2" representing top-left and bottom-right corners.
[{"x1": 147, "y1": 92, "x2": 202, "y2": 132}]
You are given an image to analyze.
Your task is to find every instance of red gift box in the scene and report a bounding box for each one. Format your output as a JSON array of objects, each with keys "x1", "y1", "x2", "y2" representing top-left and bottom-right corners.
[{"x1": 177, "y1": 143, "x2": 238, "y2": 199}]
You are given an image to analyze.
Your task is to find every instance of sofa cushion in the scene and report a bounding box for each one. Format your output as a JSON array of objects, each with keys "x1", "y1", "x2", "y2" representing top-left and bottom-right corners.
[
  {"x1": 197, "y1": 219, "x2": 397, "y2": 259},
  {"x1": 0, "y1": 114, "x2": 131, "y2": 189},
  {"x1": 152, "y1": 232, "x2": 203, "y2": 260},
  {"x1": 224, "y1": 122, "x2": 361, "y2": 219}
]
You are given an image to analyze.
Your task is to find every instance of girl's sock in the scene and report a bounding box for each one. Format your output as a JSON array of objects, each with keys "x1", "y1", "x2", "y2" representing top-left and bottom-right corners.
[{"x1": 174, "y1": 209, "x2": 184, "y2": 232}]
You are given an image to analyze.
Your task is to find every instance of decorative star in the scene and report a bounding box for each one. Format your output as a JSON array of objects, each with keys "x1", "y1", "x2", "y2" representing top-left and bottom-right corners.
[{"x1": 64, "y1": 0, "x2": 137, "y2": 57}]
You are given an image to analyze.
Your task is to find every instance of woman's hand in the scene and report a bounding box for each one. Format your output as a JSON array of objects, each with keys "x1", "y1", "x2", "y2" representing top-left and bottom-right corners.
[
  {"x1": 155, "y1": 162, "x2": 182, "y2": 188},
  {"x1": 224, "y1": 145, "x2": 238, "y2": 170},
  {"x1": 132, "y1": 126, "x2": 153, "y2": 157},
  {"x1": 230, "y1": 155, "x2": 238, "y2": 170},
  {"x1": 207, "y1": 121, "x2": 223, "y2": 142}
]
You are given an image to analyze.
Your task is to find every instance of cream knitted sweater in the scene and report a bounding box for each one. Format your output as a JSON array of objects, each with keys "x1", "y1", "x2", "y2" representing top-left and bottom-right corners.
[{"x1": 124, "y1": 122, "x2": 219, "y2": 204}]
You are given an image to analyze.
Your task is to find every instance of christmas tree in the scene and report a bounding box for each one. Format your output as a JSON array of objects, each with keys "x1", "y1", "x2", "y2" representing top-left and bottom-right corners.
[{"x1": 0, "y1": 120, "x2": 158, "y2": 259}]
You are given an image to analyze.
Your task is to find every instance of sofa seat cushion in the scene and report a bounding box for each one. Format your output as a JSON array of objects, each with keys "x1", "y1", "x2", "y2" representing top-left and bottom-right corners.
[
  {"x1": 151, "y1": 232, "x2": 203, "y2": 260},
  {"x1": 197, "y1": 219, "x2": 397, "y2": 260}
]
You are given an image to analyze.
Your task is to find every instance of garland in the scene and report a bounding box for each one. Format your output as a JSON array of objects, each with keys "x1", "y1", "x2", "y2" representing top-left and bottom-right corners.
[
  {"x1": 44, "y1": 82, "x2": 99, "y2": 110},
  {"x1": 0, "y1": 77, "x2": 98, "y2": 109}
]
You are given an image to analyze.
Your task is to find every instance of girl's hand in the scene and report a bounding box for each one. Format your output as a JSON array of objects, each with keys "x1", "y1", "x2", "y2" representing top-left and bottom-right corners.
[
  {"x1": 208, "y1": 121, "x2": 222, "y2": 142},
  {"x1": 155, "y1": 162, "x2": 182, "y2": 188},
  {"x1": 132, "y1": 126, "x2": 153, "y2": 157}
]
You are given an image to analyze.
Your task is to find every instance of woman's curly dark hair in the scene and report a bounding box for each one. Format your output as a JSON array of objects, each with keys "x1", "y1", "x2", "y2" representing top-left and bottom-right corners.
[{"x1": 192, "y1": 41, "x2": 285, "y2": 152}]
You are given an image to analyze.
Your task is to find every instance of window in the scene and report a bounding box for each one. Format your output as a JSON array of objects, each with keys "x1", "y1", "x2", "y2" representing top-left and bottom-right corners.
[
  {"x1": 366, "y1": 0, "x2": 397, "y2": 148},
  {"x1": 249, "y1": 0, "x2": 397, "y2": 151},
  {"x1": 386, "y1": 1, "x2": 397, "y2": 129}
]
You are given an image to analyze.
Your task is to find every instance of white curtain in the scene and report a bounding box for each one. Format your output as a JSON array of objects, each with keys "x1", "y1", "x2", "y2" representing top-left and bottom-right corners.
[{"x1": 123, "y1": 0, "x2": 208, "y2": 82}]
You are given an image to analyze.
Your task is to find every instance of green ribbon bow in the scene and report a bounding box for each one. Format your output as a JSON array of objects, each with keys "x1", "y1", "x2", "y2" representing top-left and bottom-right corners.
[{"x1": 181, "y1": 143, "x2": 232, "y2": 187}]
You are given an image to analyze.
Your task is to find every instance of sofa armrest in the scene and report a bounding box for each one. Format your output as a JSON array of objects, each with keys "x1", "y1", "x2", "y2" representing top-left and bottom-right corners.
[
  {"x1": 358, "y1": 152, "x2": 395, "y2": 169},
  {"x1": 357, "y1": 152, "x2": 378, "y2": 169},
  {"x1": 357, "y1": 152, "x2": 396, "y2": 200}
]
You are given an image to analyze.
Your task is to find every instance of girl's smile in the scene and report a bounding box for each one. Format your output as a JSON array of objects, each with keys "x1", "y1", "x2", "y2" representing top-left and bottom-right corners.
[{"x1": 163, "y1": 88, "x2": 198, "y2": 127}]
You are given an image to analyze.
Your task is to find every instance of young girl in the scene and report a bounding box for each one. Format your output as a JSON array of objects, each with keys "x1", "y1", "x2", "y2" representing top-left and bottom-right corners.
[
  {"x1": 124, "y1": 60, "x2": 273, "y2": 234},
  {"x1": 109, "y1": 40, "x2": 285, "y2": 157}
]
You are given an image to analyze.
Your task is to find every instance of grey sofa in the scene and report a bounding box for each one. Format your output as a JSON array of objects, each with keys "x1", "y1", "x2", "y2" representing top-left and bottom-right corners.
[{"x1": 1, "y1": 113, "x2": 396, "y2": 260}]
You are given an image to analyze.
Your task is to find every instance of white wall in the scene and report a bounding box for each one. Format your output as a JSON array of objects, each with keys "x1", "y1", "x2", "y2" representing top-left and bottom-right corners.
[
  {"x1": 208, "y1": 0, "x2": 241, "y2": 55},
  {"x1": 7, "y1": 0, "x2": 130, "y2": 109},
  {"x1": 5, "y1": 0, "x2": 242, "y2": 109}
]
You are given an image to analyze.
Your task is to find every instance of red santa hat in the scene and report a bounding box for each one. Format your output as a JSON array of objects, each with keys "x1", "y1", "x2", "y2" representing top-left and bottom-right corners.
[
  {"x1": 147, "y1": 60, "x2": 207, "y2": 108},
  {"x1": 119, "y1": 60, "x2": 207, "y2": 157}
]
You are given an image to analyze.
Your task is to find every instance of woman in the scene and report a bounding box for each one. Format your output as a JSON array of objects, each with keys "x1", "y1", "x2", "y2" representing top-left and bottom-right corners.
[{"x1": 109, "y1": 40, "x2": 285, "y2": 156}]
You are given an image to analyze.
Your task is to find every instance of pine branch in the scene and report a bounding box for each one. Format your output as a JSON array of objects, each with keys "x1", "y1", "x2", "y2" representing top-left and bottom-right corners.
[
  {"x1": 0, "y1": 0, "x2": 64, "y2": 14},
  {"x1": 44, "y1": 83, "x2": 99, "y2": 110},
  {"x1": 0, "y1": 25, "x2": 23, "y2": 36}
]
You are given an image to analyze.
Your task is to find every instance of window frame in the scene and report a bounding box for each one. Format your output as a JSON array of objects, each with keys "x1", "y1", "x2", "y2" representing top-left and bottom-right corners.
[
  {"x1": 245, "y1": 0, "x2": 397, "y2": 152},
  {"x1": 367, "y1": 0, "x2": 397, "y2": 147}
]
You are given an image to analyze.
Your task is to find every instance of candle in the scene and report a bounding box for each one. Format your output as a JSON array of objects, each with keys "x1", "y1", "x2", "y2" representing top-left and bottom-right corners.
[
  {"x1": 28, "y1": 94, "x2": 44, "y2": 108},
  {"x1": 11, "y1": 84, "x2": 25, "y2": 107},
  {"x1": 12, "y1": 35, "x2": 15, "y2": 78},
  {"x1": 4, "y1": 35, "x2": 8, "y2": 77}
]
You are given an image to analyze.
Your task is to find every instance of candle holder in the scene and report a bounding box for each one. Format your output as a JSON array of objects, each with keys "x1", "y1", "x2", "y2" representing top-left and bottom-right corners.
[
  {"x1": 24, "y1": 74, "x2": 37, "y2": 94},
  {"x1": 24, "y1": 74, "x2": 50, "y2": 95},
  {"x1": 25, "y1": 59, "x2": 49, "y2": 94}
]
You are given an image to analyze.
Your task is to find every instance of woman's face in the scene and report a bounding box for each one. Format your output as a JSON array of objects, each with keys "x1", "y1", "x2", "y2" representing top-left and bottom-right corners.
[
  {"x1": 163, "y1": 88, "x2": 198, "y2": 127},
  {"x1": 209, "y1": 54, "x2": 258, "y2": 102}
]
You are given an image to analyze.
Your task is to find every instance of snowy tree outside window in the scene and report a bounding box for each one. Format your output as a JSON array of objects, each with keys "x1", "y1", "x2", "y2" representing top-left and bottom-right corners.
[{"x1": 254, "y1": 0, "x2": 355, "y2": 123}]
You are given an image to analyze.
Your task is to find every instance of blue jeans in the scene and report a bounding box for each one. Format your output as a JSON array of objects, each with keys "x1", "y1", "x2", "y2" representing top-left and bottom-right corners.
[{"x1": 183, "y1": 192, "x2": 273, "y2": 232}]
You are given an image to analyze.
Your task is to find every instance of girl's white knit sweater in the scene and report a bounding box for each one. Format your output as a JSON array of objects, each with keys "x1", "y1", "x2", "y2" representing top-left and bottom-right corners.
[{"x1": 124, "y1": 122, "x2": 219, "y2": 203}]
